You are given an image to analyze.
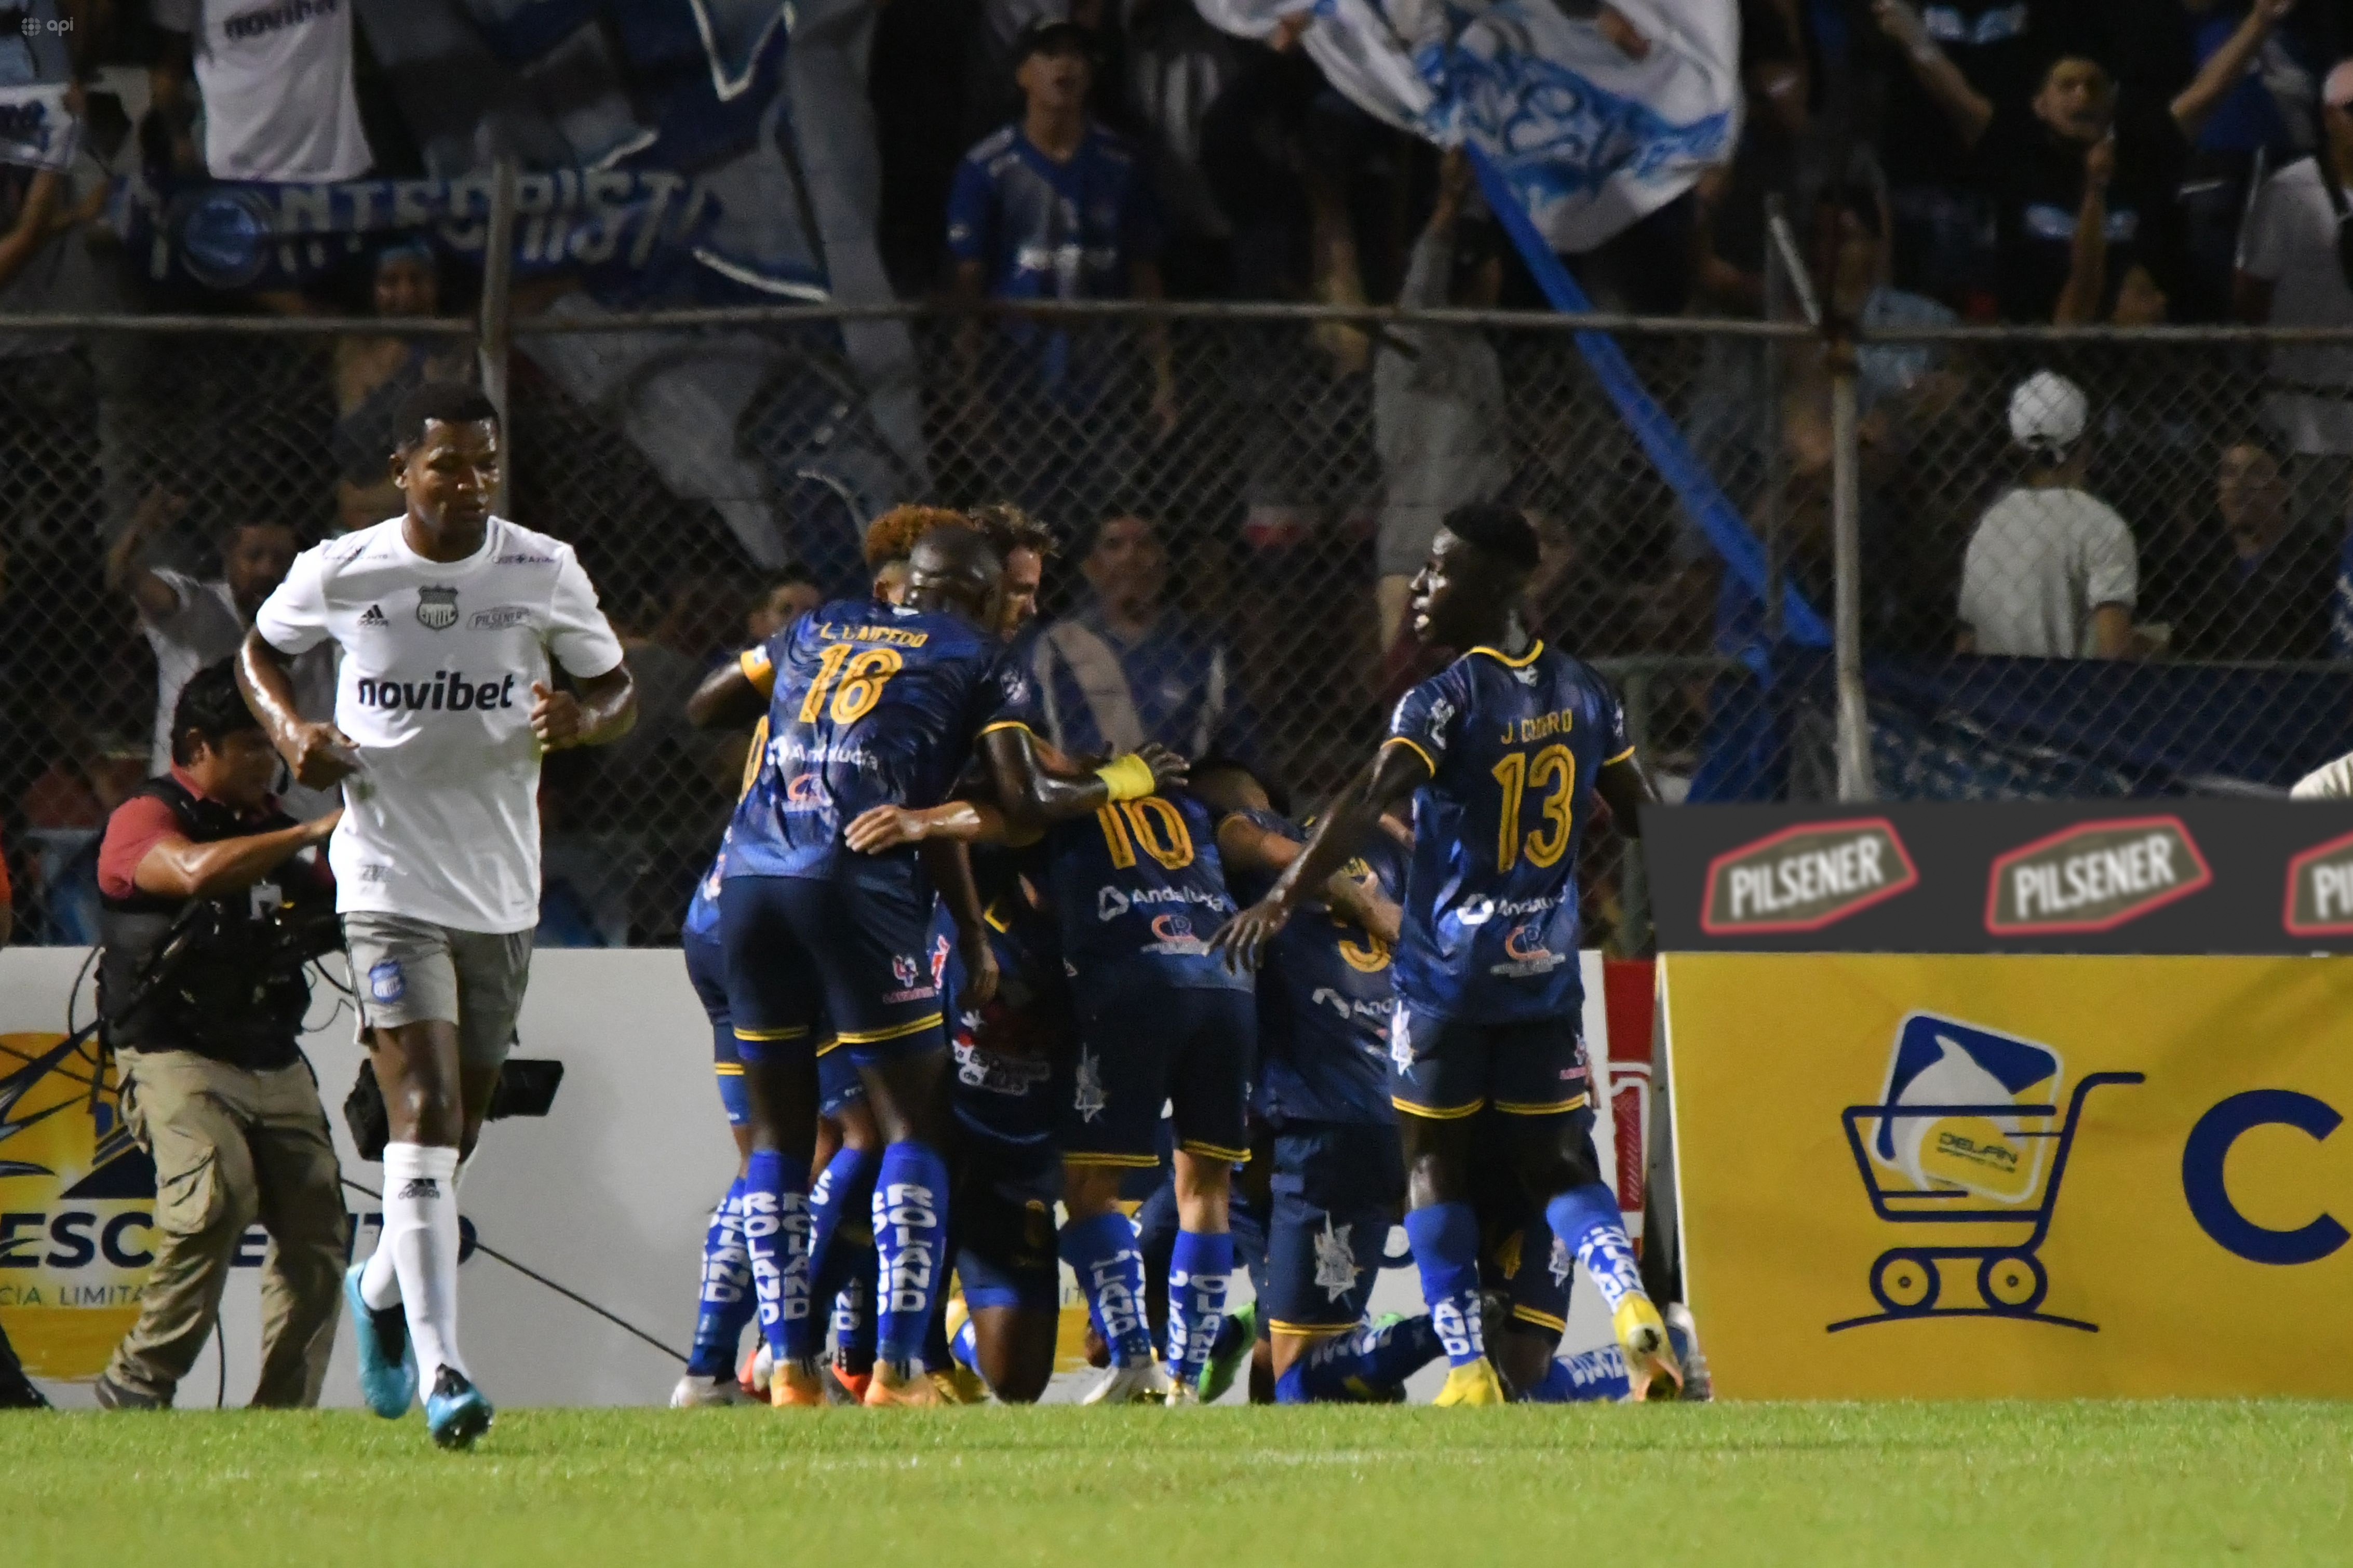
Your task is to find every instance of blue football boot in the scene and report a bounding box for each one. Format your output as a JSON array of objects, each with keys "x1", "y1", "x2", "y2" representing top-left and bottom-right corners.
[
  {"x1": 425, "y1": 1366, "x2": 494, "y2": 1450},
  {"x1": 345, "y1": 1262, "x2": 417, "y2": 1418}
]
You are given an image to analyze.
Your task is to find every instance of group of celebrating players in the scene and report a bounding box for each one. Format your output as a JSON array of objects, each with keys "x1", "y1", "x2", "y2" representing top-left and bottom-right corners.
[
  {"x1": 249, "y1": 387, "x2": 1698, "y2": 1447},
  {"x1": 660, "y1": 494, "x2": 1704, "y2": 1411}
]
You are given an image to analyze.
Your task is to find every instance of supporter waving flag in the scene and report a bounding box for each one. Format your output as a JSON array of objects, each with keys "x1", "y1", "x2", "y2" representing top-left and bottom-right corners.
[{"x1": 1194, "y1": 0, "x2": 1740, "y2": 253}]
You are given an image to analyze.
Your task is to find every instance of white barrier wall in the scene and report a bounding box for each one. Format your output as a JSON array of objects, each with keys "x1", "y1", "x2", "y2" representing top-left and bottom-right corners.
[{"x1": 0, "y1": 947, "x2": 1625, "y2": 1408}]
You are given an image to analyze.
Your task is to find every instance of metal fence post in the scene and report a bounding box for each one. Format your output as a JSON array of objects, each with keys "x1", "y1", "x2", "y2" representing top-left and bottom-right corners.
[
  {"x1": 1760, "y1": 195, "x2": 1793, "y2": 640},
  {"x1": 1830, "y1": 341, "x2": 1873, "y2": 802},
  {"x1": 478, "y1": 158, "x2": 519, "y2": 517},
  {"x1": 1618, "y1": 661, "x2": 1655, "y2": 953}
]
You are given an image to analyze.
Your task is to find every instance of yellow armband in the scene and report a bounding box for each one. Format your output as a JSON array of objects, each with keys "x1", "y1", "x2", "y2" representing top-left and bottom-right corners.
[{"x1": 1095, "y1": 753, "x2": 1157, "y2": 802}]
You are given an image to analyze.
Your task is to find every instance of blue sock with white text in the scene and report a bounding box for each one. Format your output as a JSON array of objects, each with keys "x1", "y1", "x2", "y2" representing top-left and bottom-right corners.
[
  {"x1": 742, "y1": 1150, "x2": 814, "y2": 1364},
  {"x1": 807, "y1": 1144, "x2": 878, "y2": 1340},
  {"x1": 1278, "y1": 1329, "x2": 1366, "y2": 1403},
  {"x1": 1058, "y1": 1210, "x2": 1153, "y2": 1367},
  {"x1": 1354, "y1": 1313, "x2": 1445, "y2": 1389},
  {"x1": 1526, "y1": 1345, "x2": 1632, "y2": 1403},
  {"x1": 1544, "y1": 1184, "x2": 1646, "y2": 1317},
  {"x1": 1165, "y1": 1229, "x2": 1233, "y2": 1390},
  {"x1": 871, "y1": 1141, "x2": 950, "y2": 1368},
  {"x1": 1402, "y1": 1204, "x2": 1486, "y2": 1368},
  {"x1": 685, "y1": 1178, "x2": 755, "y2": 1378}
]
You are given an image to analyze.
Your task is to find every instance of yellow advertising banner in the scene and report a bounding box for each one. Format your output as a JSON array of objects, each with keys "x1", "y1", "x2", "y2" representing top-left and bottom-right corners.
[{"x1": 1663, "y1": 954, "x2": 2353, "y2": 1398}]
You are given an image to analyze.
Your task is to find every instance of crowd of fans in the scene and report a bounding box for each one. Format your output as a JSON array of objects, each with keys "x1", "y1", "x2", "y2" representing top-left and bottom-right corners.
[{"x1": 7, "y1": 0, "x2": 2353, "y2": 944}]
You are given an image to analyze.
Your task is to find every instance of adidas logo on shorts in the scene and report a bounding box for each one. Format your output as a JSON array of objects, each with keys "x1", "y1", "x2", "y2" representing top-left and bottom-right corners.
[
  {"x1": 398, "y1": 1179, "x2": 441, "y2": 1201},
  {"x1": 360, "y1": 603, "x2": 388, "y2": 627}
]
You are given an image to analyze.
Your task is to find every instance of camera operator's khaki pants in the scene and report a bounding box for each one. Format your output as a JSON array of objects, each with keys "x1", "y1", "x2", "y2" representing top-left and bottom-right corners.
[{"x1": 103, "y1": 1050, "x2": 347, "y2": 1408}]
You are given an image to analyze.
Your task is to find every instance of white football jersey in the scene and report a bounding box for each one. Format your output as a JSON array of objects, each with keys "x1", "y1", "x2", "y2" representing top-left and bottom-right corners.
[{"x1": 254, "y1": 516, "x2": 625, "y2": 934}]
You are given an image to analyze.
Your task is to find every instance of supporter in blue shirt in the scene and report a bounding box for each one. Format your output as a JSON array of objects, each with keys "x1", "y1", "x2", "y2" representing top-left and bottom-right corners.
[
  {"x1": 1029, "y1": 513, "x2": 1256, "y2": 764},
  {"x1": 946, "y1": 16, "x2": 1177, "y2": 433}
]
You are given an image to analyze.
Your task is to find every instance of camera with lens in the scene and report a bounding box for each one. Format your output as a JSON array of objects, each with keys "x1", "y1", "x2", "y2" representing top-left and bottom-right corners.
[{"x1": 103, "y1": 883, "x2": 344, "y2": 1067}]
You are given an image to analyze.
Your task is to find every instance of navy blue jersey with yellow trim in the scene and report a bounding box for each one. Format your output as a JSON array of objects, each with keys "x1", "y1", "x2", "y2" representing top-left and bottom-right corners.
[
  {"x1": 1045, "y1": 790, "x2": 1249, "y2": 994},
  {"x1": 1226, "y1": 808, "x2": 1400, "y2": 1126},
  {"x1": 934, "y1": 860, "x2": 1068, "y2": 1153},
  {"x1": 722, "y1": 601, "x2": 1038, "y2": 882},
  {"x1": 1383, "y1": 640, "x2": 1629, "y2": 1023},
  {"x1": 683, "y1": 713, "x2": 772, "y2": 938}
]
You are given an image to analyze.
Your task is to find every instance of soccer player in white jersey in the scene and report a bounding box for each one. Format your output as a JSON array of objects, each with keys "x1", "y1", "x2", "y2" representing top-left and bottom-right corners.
[{"x1": 237, "y1": 386, "x2": 637, "y2": 1448}]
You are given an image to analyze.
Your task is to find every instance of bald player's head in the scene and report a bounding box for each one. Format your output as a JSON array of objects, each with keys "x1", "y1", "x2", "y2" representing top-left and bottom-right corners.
[{"x1": 905, "y1": 523, "x2": 1006, "y2": 625}]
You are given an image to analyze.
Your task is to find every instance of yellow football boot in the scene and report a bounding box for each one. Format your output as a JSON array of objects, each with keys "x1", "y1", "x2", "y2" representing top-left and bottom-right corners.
[
  {"x1": 1614, "y1": 1295, "x2": 1684, "y2": 1402},
  {"x1": 1433, "y1": 1358, "x2": 1507, "y2": 1406}
]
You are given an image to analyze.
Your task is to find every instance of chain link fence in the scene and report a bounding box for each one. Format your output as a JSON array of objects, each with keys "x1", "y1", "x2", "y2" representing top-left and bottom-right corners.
[{"x1": 5, "y1": 306, "x2": 2350, "y2": 949}]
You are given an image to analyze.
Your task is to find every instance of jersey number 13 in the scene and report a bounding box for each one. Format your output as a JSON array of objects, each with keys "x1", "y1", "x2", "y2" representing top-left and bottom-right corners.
[{"x1": 1490, "y1": 744, "x2": 1575, "y2": 872}]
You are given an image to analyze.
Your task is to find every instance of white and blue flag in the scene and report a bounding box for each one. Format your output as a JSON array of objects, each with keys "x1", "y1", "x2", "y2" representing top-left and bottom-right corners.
[{"x1": 1195, "y1": 0, "x2": 1740, "y2": 253}]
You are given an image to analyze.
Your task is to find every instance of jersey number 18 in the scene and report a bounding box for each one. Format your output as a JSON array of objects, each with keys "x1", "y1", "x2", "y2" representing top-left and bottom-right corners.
[{"x1": 799, "y1": 644, "x2": 904, "y2": 724}]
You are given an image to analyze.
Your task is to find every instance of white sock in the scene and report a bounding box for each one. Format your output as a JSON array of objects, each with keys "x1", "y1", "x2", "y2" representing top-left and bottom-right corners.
[
  {"x1": 359, "y1": 1228, "x2": 401, "y2": 1312},
  {"x1": 380, "y1": 1141, "x2": 468, "y2": 1388}
]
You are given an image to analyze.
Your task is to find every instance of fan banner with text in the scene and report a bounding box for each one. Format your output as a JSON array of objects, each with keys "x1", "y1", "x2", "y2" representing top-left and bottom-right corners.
[{"x1": 1662, "y1": 952, "x2": 2352, "y2": 1398}]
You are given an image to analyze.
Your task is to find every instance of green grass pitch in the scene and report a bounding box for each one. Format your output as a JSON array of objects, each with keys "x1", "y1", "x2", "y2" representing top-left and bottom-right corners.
[{"x1": 7, "y1": 1402, "x2": 2348, "y2": 1565}]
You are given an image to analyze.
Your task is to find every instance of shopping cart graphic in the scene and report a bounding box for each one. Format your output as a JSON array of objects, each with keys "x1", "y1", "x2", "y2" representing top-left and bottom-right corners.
[{"x1": 1827, "y1": 1071, "x2": 2145, "y2": 1333}]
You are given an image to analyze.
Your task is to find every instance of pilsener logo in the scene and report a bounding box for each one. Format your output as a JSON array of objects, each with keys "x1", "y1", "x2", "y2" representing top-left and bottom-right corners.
[
  {"x1": 2282, "y1": 829, "x2": 2353, "y2": 936},
  {"x1": 1985, "y1": 817, "x2": 2210, "y2": 935},
  {"x1": 1701, "y1": 819, "x2": 1917, "y2": 935}
]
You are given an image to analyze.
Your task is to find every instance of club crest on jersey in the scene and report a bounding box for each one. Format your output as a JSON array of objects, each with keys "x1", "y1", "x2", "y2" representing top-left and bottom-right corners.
[
  {"x1": 1073, "y1": 1047, "x2": 1108, "y2": 1122},
  {"x1": 1313, "y1": 1218, "x2": 1357, "y2": 1301},
  {"x1": 416, "y1": 585, "x2": 460, "y2": 631},
  {"x1": 1425, "y1": 696, "x2": 1456, "y2": 749},
  {"x1": 882, "y1": 953, "x2": 937, "y2": 1006}
]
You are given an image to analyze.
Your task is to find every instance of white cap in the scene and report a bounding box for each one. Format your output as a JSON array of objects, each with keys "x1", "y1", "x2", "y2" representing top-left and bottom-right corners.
[{"x1": 2008, "y1": 370, "x2": 2088, "y2": 455}]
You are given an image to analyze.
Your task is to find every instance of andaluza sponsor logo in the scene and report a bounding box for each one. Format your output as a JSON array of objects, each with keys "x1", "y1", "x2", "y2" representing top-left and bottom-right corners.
[
  {"x1": 1984, "y1": 816, "x2": 2210, "y2": 935},
  {"x1": 1701, "y1": 818, "x2": 1917, "y2": 934}
]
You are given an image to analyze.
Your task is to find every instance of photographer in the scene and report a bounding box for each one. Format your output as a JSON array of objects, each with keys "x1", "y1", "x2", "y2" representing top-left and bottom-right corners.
[{"x1": 91, "y1": 661, "x2": 347, "y2": 1410}]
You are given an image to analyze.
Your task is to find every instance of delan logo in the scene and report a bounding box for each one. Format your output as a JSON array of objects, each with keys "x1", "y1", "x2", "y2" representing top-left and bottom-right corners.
[
  {"x1": 1701, "y1": 819, "x2": 1917, "y2": 935},
  {"x1": 1985, "y1": 816, "x2": 2210, "y2": 935},
  {"x1": 0, "y1": 1033, "x2": 158, "y2": 1377},
  {"x1": 2283, "y1": 829, "x2": 2353, "y2": 936}
]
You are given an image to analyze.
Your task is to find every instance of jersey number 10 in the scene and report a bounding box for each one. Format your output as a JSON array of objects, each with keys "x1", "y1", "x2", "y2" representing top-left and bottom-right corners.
[
  {"x1": 1490, "y1": 744, "x2": 1576, "y2": 872},
  {"x1": 799, "y1": 644, "x2": 905, "y2": 724},
  {"x1": 1095, "y1": 799, "x2": 1193, "y2": 871}
]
